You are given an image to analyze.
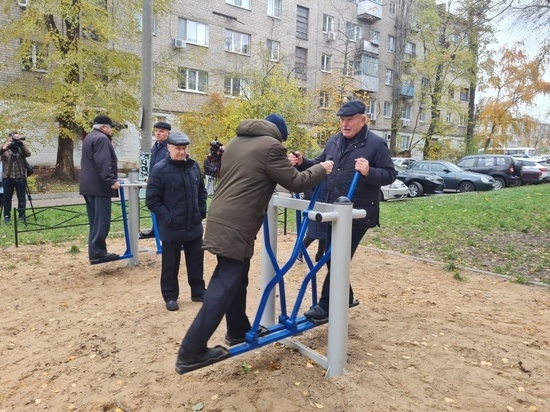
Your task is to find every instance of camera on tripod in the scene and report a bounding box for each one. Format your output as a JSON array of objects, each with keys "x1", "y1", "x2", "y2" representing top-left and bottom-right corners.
[
  {"x1": 8, "y1": 134, "x2": 26, "y2": 150},
  {"x1": 209, "y1": 140, "x2": 224, "y2": 160}
]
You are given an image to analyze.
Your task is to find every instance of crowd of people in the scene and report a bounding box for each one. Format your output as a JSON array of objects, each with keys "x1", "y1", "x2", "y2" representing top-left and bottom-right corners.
[{"x1": 76, "y1": 100, "x2": 396, "y2": 374}]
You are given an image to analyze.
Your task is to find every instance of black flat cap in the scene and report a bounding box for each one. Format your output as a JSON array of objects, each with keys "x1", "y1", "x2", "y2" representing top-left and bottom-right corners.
[
  {"x1": 336, "y1": 101, "x2": 366, "y2": 117},
  {"x1": 93, "y1": 115, "x2": 114, "y2": 126},
  {"x1": 154, "y1": 121, "x2": 172, "y2": 131},
  {"x1": 167, "y1": 131, "x2": 190, "y2": 146}
]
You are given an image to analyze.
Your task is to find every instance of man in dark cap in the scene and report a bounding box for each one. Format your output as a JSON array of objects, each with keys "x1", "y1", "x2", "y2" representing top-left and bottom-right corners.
[
  {"x1": 146, "y1": 131, "x2": 207, "y2": 311},
  {"x1": 174, "y1": 114, "x2": 334, "y2": 374},
  {"x1": 80, "y1": 115, "x2": 120, "y2": 264},
  {"x1": 290, "y1": 100, "x2": 397, "y2": 324}
]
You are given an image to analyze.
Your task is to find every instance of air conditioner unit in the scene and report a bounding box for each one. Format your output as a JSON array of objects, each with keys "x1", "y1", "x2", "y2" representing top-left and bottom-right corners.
[
  {"x1": 326, "y1": 31, "x2": 336, "y2": 41},
  {"x1": 402, "y1": 119, "x2": 411, "y2": 127},
  {"x1": 173, "y1": 38, "x2": 186, "y2": 49},
  {"x1": 18, "y1": 0, "x2": 28, "y2": 8},
  {"x1": 370, "y1": 39, "x2": 380, "y2": 46}
]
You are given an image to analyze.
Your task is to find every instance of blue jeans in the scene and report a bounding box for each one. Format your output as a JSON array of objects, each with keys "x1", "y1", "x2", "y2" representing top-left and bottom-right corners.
[{"x1": 3, "y1": 178, "x2": 27, "y2": 219}]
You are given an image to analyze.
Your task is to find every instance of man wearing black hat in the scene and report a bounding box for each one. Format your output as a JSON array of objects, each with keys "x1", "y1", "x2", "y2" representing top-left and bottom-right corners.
[
  {"x1": 80, "y1": 115, "x2": 120, "y2": 264},
  {"x1": 290, "y1": 100, "x2": 397, "y2": 324},
  {"x1": 150, "y1": 121, "x2": 171, "y2": 171},
  {"x1": 146, "y1": 132, "x2": 207, "y2": 311}
]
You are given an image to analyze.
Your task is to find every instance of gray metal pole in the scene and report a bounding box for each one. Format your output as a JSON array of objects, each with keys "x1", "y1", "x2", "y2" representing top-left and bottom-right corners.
[
  {"x1": 260, "y1": 197, "x2": 278, "y2": 326},
  {"x1": 140, "y1": 0, "x2": 153, "y2": 155}
]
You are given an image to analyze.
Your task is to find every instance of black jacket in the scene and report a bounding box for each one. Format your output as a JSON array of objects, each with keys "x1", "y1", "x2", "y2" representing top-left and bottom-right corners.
[
  {"x1": 150, "y1": 141, "x2": 168, "y2": 172},
  {"x1": 301, "y1": 126, "x2": 396, "y2": 229},
  {"x1": 79, "y1": 129, "x2": 118, "y2": 198},
  {"x1": 146, "y1": 155, "x2": 207, "y2": 243}
]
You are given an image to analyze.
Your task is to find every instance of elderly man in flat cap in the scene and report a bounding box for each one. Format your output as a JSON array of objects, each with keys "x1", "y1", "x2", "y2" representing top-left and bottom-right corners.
[
  {"x1": 146, "y1": 132, "x2": 207, "y2": 312},
  {"x1": 80, "y1": 115, "x2": 121, "y2": 264},
  {"x1": 150, "y1": 121, "x2": 172, "y2": 172},
  {"x1": 290, "y1": 100, "x2": 397, "y2": 324}
]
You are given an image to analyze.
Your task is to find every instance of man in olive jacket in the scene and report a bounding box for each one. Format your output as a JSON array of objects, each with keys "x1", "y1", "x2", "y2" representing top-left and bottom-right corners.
[{"x1": 176, "y1": 114, "x2": 334, "y2": 374}]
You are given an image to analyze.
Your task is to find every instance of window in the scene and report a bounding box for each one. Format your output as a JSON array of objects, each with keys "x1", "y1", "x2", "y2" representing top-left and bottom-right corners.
[
  {"x1": 21, "y1": 41, "x2": 48, "y2": 71},
  {"x1": 402, "y1": 105, "x2": 412, "y2": 120},
  {"x1": 460, "y1": 88, "x2": 469, "y2": 101},
  {"x1": 225, "y1": 29, "x2": 250, "y2": 55},
  {"x1": 458, "y1": 114, "x2": 467, "y2": 126},
  {"x1": 405, "y1": 42, "x2": 416, "y2": 56},
  {"x1": 419, "y1": 109, "x2": 426, "y2": 122},
  {"x1": 268, "y1": 0, "x2": 282, "y2": 18},
  {"x1": 321, "y1": 54, "x2": 332, "y2": 72},
  {"x1": 421, "y1": 77, "x2": 430, "y2": 90},
  {"x1": 296, "y1": 6, "x2": 309, "y2": 39},
  {"x1": 385, "y1": 69, "x2": 393, "y2": 86},
  {"x1": 359, "y1": 55, "x2": 378, "y2": 76},
  {"x1": 366, "y1": 99, "x2": 376, "y2": 117},
  {"x1": 178, "y1": 19, "x2": 208, "y2": 45},
  {"x1": 346, "y1": 22, "x2": 362, "y2": 41},
  {"x1": 448, "y1": 89, "x2": 455, "y2": 100},
  {"x1": 267, "y1": 39, "x2": 280, "y2": 61},
  {"x1": 446, "y1": 112, "x2": 453, "y2": 124},
  {"x1": 178, "y1": 67, "x2": 208, "y2": 93},
  {"x1": 226, "y1": 0, "x2": 250, "y2": 9},
  {"x1": 398, "y1": 135, "x2": 411, "y2": 151},
  {"x1": 136, "y1": 13, "x2": 159, "y2": 35},
  {"x1": 383, "y1": 102, "x2": 392, "y2": 118},
  {"x1": 387, "y1": 35, "x2": 395, "y2": 53},
  {"x1": 389, "y1": 0, "x2": 396, "y2": 15},
  {"x1": 371, "y1": 30, "x2": 380, "y2": 43},
  {"x1": 294, "y1": 47, "x2": 308, "y2": 80},
  {"x1": 320, "y1": 91, "x2": 331, "y2": 108},
  {"x1": 322, "y1": 14, "x2": 334, "y2": 33},
  {"x1": 224, "y1": 76, "x2": 250, "y2": 98}
]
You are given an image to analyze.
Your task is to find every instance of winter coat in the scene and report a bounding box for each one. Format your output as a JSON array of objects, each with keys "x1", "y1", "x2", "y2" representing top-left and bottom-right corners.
[
  {"x1": 150, "y1": 141, "x2": 168, "y2": 171},
  {"x1": 301, "y1": 125, "x2": 396, "y2": 229},
  {"x1": 79, "y1": 129, "x2": 118, "y2": 198},
  {"x1": 203, "y1": 119, "x2": 328, "y2": 261},
  {"x1": 145, "y1": 155, "x2": 207, "y2": 243},
  {"x1": 303, "y1": 181, "x2": 328, "y2": 240}
]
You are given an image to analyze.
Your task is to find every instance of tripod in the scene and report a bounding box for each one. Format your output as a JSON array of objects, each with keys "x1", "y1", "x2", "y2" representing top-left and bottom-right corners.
[{"x1": 1, "y1": 145, "x2": 35, "y2": 224}]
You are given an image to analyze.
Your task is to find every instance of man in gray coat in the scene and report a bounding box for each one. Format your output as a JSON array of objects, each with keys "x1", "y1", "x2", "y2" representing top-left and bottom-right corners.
[
  {"x1": 79, "y1": 115, "x2": 120, "y2": 264},
  {"x1": 175, "y1": 114, "x2": 334, "y2": 374}
]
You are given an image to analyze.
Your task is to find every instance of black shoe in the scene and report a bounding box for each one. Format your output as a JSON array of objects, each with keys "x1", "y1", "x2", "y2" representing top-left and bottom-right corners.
[
  {"x1": 296, "y1": 254, "x2": 304, "y2": 263},
  {"x1": 139, "y1": 229, "x2": 155, "y2": 239},
  {"x1": 191, "y1": 294, "x2": 204, "y2": 302},
  {"x1": 175, "y1": 345, "x2": 230, "y2": 374},
  {"x1": 166, "y1": 300, "x2": 179, "y2": 311},
  {"x1": 304, "y1": 305, "x2": 329, "y2": 325},
  {"x1": 225, "y1": 325, "x2": 269, "y2": 347},
  {"x1": 4, "y1": 217, "x2": 10, "y2": 225},
  {"x1": 19, "y1": 216, "x2": 26, "y2": 224},
  {"x1": 89, "y1": 253, "x2": 120, "y2": 265}
]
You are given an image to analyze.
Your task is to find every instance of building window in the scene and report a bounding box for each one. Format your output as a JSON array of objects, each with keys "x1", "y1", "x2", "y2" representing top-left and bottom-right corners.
[
  {"x1": 387, "y1": 35, "x2": 395, "y2": 53},
  {"x1": 322, "y1": 14, "x2": 334, "y2": 33},
  {"x1": 421, "y1": 77, "x2": 430, "y2": 90},
  {"x1": 359, "y1": 55, "x2": 378, "y2": 76},
  {"x1": 460, "y1": 88, "x2": 469, "y2": 101},
  {"x1": 296, "y1": 6, "x2": 309, "y2": 40},
  {"x1": 448, "y1": 89, "x2": 455, "y2": 100},
  {"x1": 294, "y1": 47, "x2": 308, "y2": 80},
  {"x1": 226, "y1": 0, "x2": 250, "y2": 9},
  {"x1": 371, "y1": 30, "x2": 380, "y2": 43},
  {"x1": 458, "y1": 114, "x2": 467, "y2": 126},
  {"x1": 405, "y1": 42, "x2": 416, "y2": 56},
  {"x1": 225, "y1": 29, "x2": 250, "y2": 55},
  {"x1": 321, "y1": 54, "x2": 332, "y2": 72},
  {"x1": 136, "y1": 14, "x2": 159, "y2": 35},
  {"x1": 402, "y1": 104, "x2": 412, "y2": 120},
  {"x1": 419, "y1": 109, "x2": 426, "y2": 122},
  {"x1": 267, "y1": 39, "x2": 280, "y2": 61},
  {"x1": 224, "y1": 76, "x2": 250, "y2": 98},
  {"x1": 346, "y1": 22, "x2": 362, "y2": 41},
  {"x1": 446, "y1": 112, "x2": 453, "y2": 124},
  {"x1": 399, "y1": 134, "x2": 411, "y2": 151},
  {"x1": 383, "y1": 102, "x2": 392, "y2": 118},
  {"x1": 178, "y1": 67, "x2": 208, "y2": 93},
  {"x1": 366, "y1": 99, "x2": 376, "y2": 117},
  {"x1": 320, "y1": 91, "x2": 331, "y2": 108},
  {"x1": 178, "y1": 19, "x2": 208, "y2": 46},
  {"x1": 268, "y1": 0, "x2": 282, "y2": 18},
  {"x1": 389, "y1": 0, "x2": 396, "y2": 15},
  {"x1": 385, "y1": 69, "x2": 393, "y2": 86},
  {"x1": 21, "y1": 41, "x2": 48, "y2": 72}
]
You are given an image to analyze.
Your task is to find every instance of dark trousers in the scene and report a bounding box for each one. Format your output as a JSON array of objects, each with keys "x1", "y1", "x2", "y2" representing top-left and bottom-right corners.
[
  {"x1": 181, "y1": 256, "x2": 250, "y2": 354},
  {"x1": 3, "y1": 178, "x2": 27, "y2": 219},
  {"x1": 84, "y1": 195, "x2": 112, "y2": 259},
  {"x1": 317, "y1": 225, "x2": 369, "y2": 311},
  {"x1": 300, "y1": 236, "x2": 327, "y2": 262},
  {"x1": 161, "y1": 237, "x2": 206, "y2": 302}
]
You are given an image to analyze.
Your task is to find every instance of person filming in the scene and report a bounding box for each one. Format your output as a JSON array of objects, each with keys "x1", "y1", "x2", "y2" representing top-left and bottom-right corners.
[{"x1": 1, "y1": 132, "x2": 32, "y2": 224}]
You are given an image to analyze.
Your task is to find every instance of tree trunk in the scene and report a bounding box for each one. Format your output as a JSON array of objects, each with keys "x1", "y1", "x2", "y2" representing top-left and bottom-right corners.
[{"x1": 55, "y1": 134, "x2": 77, "y2": 180}]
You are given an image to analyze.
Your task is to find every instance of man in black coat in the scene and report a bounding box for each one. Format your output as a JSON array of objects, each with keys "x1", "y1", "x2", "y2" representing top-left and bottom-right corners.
[
  {"x1": 79, "y1": 115, "x2": 120, "y2": 264},
  {"x1": 146, "y1": 132, "x2": 207, "y2": 311},
  {"x1": 291, "y1": 100, "x2": 397, "y2": 324}
]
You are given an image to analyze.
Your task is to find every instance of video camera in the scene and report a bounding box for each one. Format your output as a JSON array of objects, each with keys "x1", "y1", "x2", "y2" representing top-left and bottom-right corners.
[
  {"x1": 8, "y1": 133, "x2": 26, "y2": 150},
  {"x1": 209, "y1": 140, "x2": 224, "y2": 159}
]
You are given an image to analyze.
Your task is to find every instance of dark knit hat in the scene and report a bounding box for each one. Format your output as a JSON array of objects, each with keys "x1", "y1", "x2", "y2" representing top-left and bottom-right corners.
[
  {"x1": 167, "y1": 131, "x2": 190, "y2": 146},
  {"x1": 93, "y1": 115, "x2": 114, "y2": 126},
  {"x1": 154, "y1": 121, "x2": 172, "y2": 131},
  {"x1": 336, "y1": 101, "x2": 366, "y2": 117},
  {"x1": 265, "y1": 114, "x2": 288, "y2": 141}
]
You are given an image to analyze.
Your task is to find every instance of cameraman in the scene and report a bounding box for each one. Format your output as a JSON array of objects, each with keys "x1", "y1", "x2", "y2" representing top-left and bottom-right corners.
[
  {"x1": 1, "y1": 132, "x2": 31, "y2": 224},
  {"x1": 203, "y1": 140, "x2": 224, "y2": 196}
]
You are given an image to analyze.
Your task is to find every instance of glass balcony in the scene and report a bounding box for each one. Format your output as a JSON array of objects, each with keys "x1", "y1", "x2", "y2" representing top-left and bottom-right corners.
[
  {"x1": 358, "y1": 75, "x2": 379, "y2": 92},
  {"x1": 357, "y1": 0, "x2": 383, "y2": 23}
]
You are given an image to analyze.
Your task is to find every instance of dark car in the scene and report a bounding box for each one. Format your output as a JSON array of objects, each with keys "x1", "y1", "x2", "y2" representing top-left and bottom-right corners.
[
  {"x1": 394, "y1": 165, "x2": 445, "y2": 198},
  {"x1": 456, "y1": 155, "x2": 522, "y2": 189},
  {"x1": 408, "y1": 161, "x2": 496, "y2": 193}
]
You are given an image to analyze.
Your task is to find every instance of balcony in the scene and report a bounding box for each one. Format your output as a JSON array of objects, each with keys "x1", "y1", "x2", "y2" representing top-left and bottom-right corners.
[
  {"x1": 357, "y1": 0, "x2": 383, "y2": 23},
  {"x1": 358, "y1": 74, "x2": 379, "y2": 92},
  {"x1": 357, "y1": 39, "x2": 379, "y2": 55},
  {"x1": 400, "y1": 84, "x2": 414, "y2": 98}
]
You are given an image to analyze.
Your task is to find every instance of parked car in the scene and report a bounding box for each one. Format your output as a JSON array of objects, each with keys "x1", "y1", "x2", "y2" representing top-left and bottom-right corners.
[
  {"x1": 392, "y1": 157, "x2": 417, "y2": 169},
  {"x1": 380, "y1": 179, "x2": 410, "y2": 201},
  {"x1": 394, "y1": 165, "x2": 445, "y2": 198},
  {"x1": 513, "y1": 158, "x2": 550, "y2": 184},
  {"x1": 455, "y1": 154, "x2": 522, "y2": 189},
  {"x1": 408, "y1": 161, "x2": 496, "y2": 193}
]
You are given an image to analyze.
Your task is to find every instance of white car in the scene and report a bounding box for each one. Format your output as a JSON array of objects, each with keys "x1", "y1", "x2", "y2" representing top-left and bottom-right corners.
[
  {"x1": 514, "y1": 158, "x2": 550, "y2": 183},
  {"x1": 380, "y1": 179, "x2": 410, "y2": 201},
  {"x1": 392, "y1": 157, "x2": 417, "y2": 169}
]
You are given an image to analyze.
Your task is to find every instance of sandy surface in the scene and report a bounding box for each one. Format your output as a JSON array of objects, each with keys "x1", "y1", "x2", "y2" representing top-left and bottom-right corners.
[{"x1": 1, "y1": 233, "x2": 549, "y2": 412}]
